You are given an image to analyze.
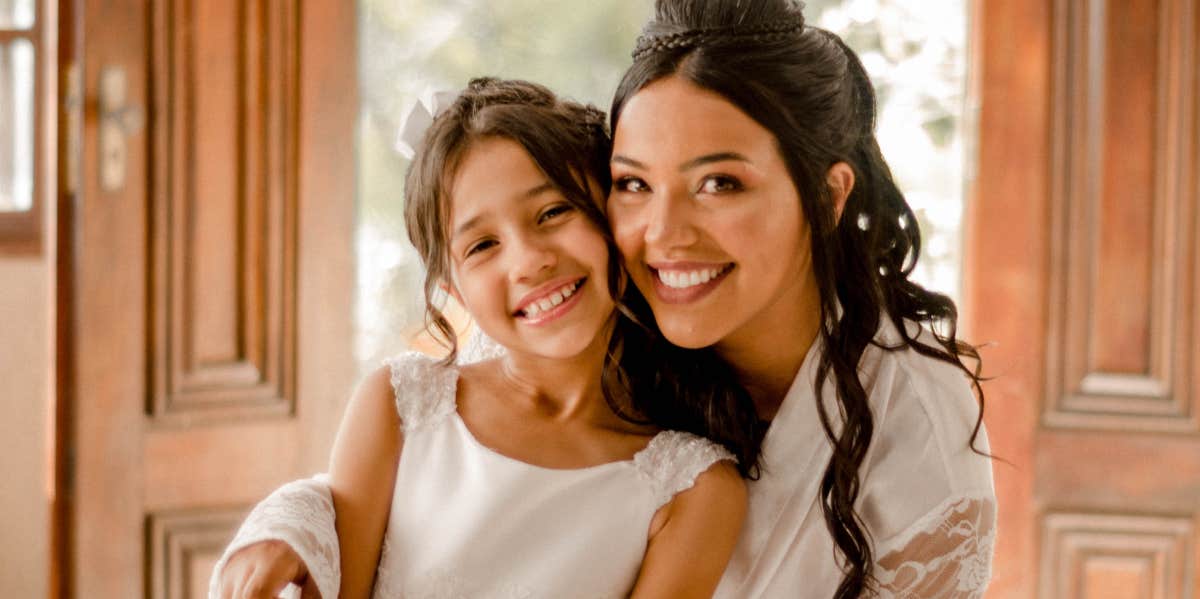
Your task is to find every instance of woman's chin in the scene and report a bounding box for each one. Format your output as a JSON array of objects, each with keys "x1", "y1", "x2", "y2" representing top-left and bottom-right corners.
[{"x1": 656, "y1": 320, "x2": 725, "y2": 351}]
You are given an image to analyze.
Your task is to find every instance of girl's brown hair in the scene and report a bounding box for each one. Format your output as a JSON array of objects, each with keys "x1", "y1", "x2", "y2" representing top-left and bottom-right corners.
[
  {"x1": 403, "y1": 77, "x2": 615, "y2": 364},
  {"x1": 402, "y1": 77, "x2": 763, "y2": 477}
]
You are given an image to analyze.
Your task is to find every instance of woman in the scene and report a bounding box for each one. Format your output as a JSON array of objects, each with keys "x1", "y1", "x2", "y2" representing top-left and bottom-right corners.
[{"x1": 212, "y1": 1, "x2": 995, "y2": 597}]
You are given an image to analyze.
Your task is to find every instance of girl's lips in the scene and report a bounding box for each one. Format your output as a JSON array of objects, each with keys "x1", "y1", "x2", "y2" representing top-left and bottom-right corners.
[
  {"x1": 515, "y1": 278, "x2": 587, "y2": 326},
  {"x1": 647, "y1": 263, "x2": 734, "y2": 305}
]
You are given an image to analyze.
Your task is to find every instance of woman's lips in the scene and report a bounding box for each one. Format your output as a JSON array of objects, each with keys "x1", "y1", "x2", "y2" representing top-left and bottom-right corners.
[{"x1": 646, "y1": 263, "x2": 734, "y2": 305}]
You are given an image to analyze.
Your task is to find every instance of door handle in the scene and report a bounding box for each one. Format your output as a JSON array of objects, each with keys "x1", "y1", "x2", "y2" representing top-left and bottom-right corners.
[{"x1": 98, "y1": 66, "x2": 145, "y2": 192}]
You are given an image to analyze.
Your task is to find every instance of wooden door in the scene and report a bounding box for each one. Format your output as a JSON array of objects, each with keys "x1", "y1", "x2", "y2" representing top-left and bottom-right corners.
[
  {"x1": 968, "y1": 0, "x2": 1200, "y2": 596},
  {"x1": 58, "y1": 1, "x2": 357, "y2": 597}
]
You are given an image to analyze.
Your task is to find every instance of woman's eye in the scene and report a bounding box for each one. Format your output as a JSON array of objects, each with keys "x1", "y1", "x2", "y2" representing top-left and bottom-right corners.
[
  {"x1": 698, "y1": 175, "x2": 743, "y2": 194},
  {"x1": 538, "y1": 204, "x2": 574, "y2": 224},
  {"x1": 465, "y1": 239, "x2": 496, "y2": 257},
  {"x1": 613, "y1": 176, "x2": 650, "y2": 193}
]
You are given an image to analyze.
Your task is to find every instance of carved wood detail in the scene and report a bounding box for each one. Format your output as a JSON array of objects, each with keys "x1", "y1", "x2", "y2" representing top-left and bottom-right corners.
[
  {"x1": 1045, "y1": 0, "x2": 1199, "y2": 431},
  {"x1": 147, "y1": 0, "x2": 299, "y2": 421},
  {"x1": 146, "y1": 509, "x2": 246, "y2": 599},
  {"x1": 1039, "y1": 512, "x2": 1195, "y2": 599}
]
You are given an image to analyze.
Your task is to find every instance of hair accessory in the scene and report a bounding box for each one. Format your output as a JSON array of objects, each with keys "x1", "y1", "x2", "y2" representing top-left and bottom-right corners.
[
  {"x1": 395, "y1": 88, "x2": 462, "y2": 160},
  {"x1": 631, "y1": 14, "x2": 806, "y2": 61}
]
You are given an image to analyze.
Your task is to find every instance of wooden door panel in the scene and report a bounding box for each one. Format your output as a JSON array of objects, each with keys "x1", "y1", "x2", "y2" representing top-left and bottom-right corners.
[
  {"x1": 70, "y1": 1, "x2": 356, "y2": 597},
  {"x1": 972, "y1": 0, "x2": 1200, "y2": 596},
  {"x1": 1046, "y1": 0, "x2": 1198, "y2": 433},
  {"x1": 148, "y1": 0, "x2": 297, "y2": 421}
]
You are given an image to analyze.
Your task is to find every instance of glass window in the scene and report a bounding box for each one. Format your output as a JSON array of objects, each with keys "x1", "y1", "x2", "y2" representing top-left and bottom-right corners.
[
  {"x1": 0, "y1": 0, "x2": 35, "y2": 30},
  {"x1": 0, "y1": 38, "x2": 34, "y2": 212},
  {"x1": 355, "y1": 0, "x2": 969, "y2": 373}
]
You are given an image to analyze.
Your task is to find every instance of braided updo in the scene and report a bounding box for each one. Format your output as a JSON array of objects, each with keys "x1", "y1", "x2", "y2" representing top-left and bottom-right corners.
[{"x1": 613, "y1": 1, "x2": 987, "y2": 597}]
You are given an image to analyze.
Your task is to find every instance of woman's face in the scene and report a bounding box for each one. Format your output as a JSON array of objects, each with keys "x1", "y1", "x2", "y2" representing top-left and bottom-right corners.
[
  {"x1": 447, "y1": 137, "x2": 615, "y2": 360},
  {"x1": 608, "y1": 75, "x2": 815, "y2": 351}
]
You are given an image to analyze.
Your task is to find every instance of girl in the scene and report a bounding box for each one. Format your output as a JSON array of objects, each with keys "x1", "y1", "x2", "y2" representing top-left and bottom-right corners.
[
  {"x1": 212, "y1": 78, "x2": 756, "y2": 599},
  {"x1": 214, "y1": 1, "x2": 997, "y2": 597}
]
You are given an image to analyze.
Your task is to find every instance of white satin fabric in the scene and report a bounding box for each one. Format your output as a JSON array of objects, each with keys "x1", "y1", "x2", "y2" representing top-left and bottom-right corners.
[{"x1": 211, "y1": 320, "x2": 996, "y2": 598}]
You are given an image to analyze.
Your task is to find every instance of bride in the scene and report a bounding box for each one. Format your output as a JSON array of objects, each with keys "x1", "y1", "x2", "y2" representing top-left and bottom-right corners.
[{"x1": 212, "y1": 0, "x2": 995, "y2": 597}]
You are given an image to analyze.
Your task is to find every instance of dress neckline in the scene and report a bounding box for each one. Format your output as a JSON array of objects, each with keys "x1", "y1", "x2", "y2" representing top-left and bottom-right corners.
[{"x1": 445, "y1": 368, "x2": 661, "y2": 474}]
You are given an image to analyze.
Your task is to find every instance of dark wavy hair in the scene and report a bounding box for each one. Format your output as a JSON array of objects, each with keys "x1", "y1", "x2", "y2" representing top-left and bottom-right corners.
[
  {"x1": 403, "y1": 77, "x2": 763, "y2": 476},
  {"x1": 613, "y1": 1, "x2": 987, "y2": 596}
]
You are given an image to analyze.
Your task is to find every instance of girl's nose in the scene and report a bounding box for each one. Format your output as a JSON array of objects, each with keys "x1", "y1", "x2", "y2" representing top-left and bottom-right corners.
[{"x1": 507, "y1": 234, "x2": 558, "y2": 283}]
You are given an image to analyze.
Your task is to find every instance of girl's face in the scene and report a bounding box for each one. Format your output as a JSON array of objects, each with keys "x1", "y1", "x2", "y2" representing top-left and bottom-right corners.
[
  {"x1": 608, "y1": 76, "x2": 815, "y2": 351},
  {"x1": 447, "y1": 137, "x2": 615, "y2": 360}
]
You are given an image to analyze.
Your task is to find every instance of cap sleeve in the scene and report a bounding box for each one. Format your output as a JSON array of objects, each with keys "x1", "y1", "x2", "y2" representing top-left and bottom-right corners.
[
  {"x1": 384, "y1": 351, "x2": 457, "y2": 434},
  {"x1": 633, "y1": 430, "x2": 736, "y2": 508}
]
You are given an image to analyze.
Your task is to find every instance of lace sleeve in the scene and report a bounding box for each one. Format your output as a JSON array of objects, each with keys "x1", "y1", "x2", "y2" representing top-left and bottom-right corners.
[
  {"x1": 208, "y1": 474, "x2": 340, "y2": 599},
  {"x1": 633, "y1": 430, "x2": 736, "y2": 508},
  {"x1": 873, "y1": 494, "x2": 996, "y2": 599}
]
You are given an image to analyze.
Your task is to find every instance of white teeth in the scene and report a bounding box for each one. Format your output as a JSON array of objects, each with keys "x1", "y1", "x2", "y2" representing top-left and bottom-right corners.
[
  {"x1": 519, "y1": 280, "x2": 582, "y2": 319},
  {"x1": 657, "y1": 267, "x2": 726, "y2": 289}
]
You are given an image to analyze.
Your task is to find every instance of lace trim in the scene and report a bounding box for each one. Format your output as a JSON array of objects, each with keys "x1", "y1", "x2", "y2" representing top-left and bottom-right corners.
[
  {"x1": 457, "y1": 327, "x2": 506, "y2": 364},
  {"x1": 208, "y1": 475, "x2": 340, "y2": 599},
  {"x1": 632, "y1": 430, "x2": 736, "y2": 508},
  {"x1": 385, "y1": 351, "x2": 457, "y2": 434},
  {"x1": 874, "y1": 493, "x2": 996, "y2": 598}
]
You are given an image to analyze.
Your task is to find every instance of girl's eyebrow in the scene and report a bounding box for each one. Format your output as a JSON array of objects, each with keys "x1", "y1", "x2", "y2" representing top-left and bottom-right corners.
[
  {"x1": 611, "y1": 152, "x2": 751, "y2": 172},
  {"x1": 451, "y1": 182, "x2": 557, "y2": 240}
]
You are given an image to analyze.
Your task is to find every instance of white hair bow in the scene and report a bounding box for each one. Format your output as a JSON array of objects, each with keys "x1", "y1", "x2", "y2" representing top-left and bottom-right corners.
[{"x1": 395, "y1": 88, "x2": 462, "y2": 160}]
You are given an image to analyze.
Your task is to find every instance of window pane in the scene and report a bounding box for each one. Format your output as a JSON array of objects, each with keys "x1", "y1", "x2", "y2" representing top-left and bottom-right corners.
[
  {"x1": 0, "y1": 38, "x2": 34, "y2": 212},
  {"x1": 0, "y1": 0, "x2": 35, "y2": 30},
  {"x1": 807, "y1": 0, "x2": 969, "y2": 301}
]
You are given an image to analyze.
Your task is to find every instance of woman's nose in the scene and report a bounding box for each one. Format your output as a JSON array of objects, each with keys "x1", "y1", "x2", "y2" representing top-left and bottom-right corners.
[{"x1": 643, "y1": 190, "x2": 699, "y2": 249}]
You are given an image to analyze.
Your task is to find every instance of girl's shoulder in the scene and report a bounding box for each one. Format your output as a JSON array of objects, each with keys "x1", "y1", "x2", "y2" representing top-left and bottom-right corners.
[
  {"x1": 382, "y1": 351, "x2": 460, "y2": 433},
  {"x1": 634, "y1": 430, "x2": 738, "y2": 508}
]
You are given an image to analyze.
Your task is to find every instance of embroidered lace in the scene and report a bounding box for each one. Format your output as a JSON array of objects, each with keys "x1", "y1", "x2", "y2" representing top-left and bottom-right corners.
[
  {"x1": 873, "y1": 494, "x2": 996, "y2": 598},
  {"x1": 633, "y1": 430, "x2": 736, "y2": 507},
  {"x1": 208, "y1": 476, "x2": 339, "y2": 599}
]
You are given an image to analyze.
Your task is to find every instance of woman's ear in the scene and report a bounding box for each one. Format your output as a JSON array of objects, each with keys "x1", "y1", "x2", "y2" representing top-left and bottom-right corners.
[{"x1": 826, "y1": 162, "x2": 856, "y2": 222}]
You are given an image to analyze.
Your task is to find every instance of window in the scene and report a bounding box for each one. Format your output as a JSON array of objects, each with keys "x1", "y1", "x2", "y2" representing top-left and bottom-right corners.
[{"x1": 0, "y1": 0, "x2": 44, "y2": 253}]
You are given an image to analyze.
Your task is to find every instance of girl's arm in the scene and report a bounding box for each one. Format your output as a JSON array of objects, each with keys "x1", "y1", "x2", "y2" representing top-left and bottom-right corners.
[
  {"x1": 327, "y1": 365, "x2": 403, "y2": 599},
  {"x1": 630, "y1": 461, "x2": 747, "y2": 599}
]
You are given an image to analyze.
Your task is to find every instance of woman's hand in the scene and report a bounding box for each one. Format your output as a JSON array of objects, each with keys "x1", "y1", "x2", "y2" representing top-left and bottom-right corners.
[{"x1": 213, "y1": 540, "x2": 314, "y2": 599}]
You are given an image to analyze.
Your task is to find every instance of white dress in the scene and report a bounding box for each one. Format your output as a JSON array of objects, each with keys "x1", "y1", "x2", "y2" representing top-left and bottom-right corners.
[
  {"x1": 211, "y1": 351, "x2": 734, "y2": 599},
  {"x1": 211, "y1": 321, "x2": 996, "y2": 598}
]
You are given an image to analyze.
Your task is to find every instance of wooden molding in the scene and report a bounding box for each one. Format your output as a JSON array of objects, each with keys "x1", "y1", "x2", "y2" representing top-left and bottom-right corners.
[
  {"x1": 146, "y1": 0, "x2": 300, "y2": 423},
  {"x1": 1044, "y1": 0, "x2": 1199, "y2": 432},
  {"x1": 145, "y1": 509, "x2": 246, "y2": 599},
  {"x1": 1039, "y1": 512, "x2": 1195, "y2": 598}
]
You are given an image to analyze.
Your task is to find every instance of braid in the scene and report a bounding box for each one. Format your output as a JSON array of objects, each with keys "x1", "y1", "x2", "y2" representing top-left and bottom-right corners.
[{"x1": 631, "y1": 15, "x2": 806, "y2": 60}]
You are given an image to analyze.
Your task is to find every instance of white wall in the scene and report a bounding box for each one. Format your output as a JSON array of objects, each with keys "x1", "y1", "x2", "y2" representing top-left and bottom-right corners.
[{"x1": 0, "y1": 256, "x2": 51, "y2": 595}]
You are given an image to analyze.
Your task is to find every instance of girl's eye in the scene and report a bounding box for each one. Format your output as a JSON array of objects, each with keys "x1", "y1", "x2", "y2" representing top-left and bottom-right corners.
[
  {"x1": 613, "y1": 176, "x2": 650, "y2": 193},
  {"x1": 698, "y1": 175, "x2": 743, "y2": 194},
  {"x1": 465, "y1": 239, "x2": 497, "y2": 257},
  {"x1": 538, "y1": 204, "x2": 575, "y2": 224}
]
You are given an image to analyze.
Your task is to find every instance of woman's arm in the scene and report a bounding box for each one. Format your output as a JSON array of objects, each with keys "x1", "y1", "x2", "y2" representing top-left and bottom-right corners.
[
  {"x1": 630, "y1": 461, "x2": 747, "y2": 599},
  {"x1": 327, "y1": 365, "x2": 403, "y2": 599}
]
